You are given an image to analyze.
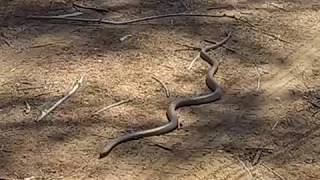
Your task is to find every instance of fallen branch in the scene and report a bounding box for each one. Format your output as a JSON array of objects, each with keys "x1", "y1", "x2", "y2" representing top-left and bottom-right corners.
[
  {"x1": 152, "y1": 76, "x2": 170, "y2": 97},
  {"x1": 27, "y1": 13, "x2": 249, "y2": 26},
  {"x1": 27, "y1": 12, "x2": 290, "y2": 43},
  {"x1": 93, "y1": 99, "x2": 131, "y2": 115},
  {"x1": 36, "y1": 76, "x2": 84, "y2": 121}
]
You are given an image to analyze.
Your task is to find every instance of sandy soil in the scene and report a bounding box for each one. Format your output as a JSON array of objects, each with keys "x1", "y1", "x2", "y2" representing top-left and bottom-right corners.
[{"x1": 1, "y1": 0, "x2": 320, "y2": 179}]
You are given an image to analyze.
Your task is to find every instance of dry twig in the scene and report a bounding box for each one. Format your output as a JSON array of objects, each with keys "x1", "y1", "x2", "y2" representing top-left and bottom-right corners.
[
  {"x1": 187, "y1": 53, "x2": 200, "y2": 70},
  {"x1": 272, "y1": 120, "x2": 280, "y2": 130},
  {"x1": 251, "y1": 27, "x2": 291, "y2": 44},
  {"x1": 252, "y1": 149, "x2": 263, "y2": 166},
  {"x1": 187, "y1": 33, "x2": 232, "y2": 69},
  {"x1": 204, "y1": 39, "x2": 237, "y2": 53},
  {"x1": 261, "y1": 163, "x2": 286, "y2": 180},
  {"x1": 120, "y1": 34, "x2": 132, "y2": 42},
  {"x1": 152, "y1": 76, "x2": 170, "y2": 97},
  {"x1": 269, "y1": 3, "x2": 288, "y2": 12},
  {"x1": 147, "y1": 142, "x2": 173, "y2": 152},
  {"x1": 30, "y1": 43, "x2": 54, "y2": 49},
  {"x1": 238, "y1": 158, "x2": 254, "y2": 180},
  {"x1": 36, "y1": 76, "x2": 84, "y2": 121},
  {"x1": 24, "y1": 101, "x2": 31, "y2": 114},
  {"x1": 93, "y1": 99, "x2": 131, "y2": 115},
  {"x1": 175, "y1": 42, "x2": 201, "y2": 52},
  {"x1": 253, "y1": 60, "x2": 262, "y2": 91},
  {"x1": 16, "y1": 86, "x2": 44, "y2": 91}
]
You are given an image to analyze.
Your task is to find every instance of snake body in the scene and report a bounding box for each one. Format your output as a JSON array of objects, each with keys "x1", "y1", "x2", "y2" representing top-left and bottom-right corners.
[{"x1": 99, "y1": 34, "x2": 231, "y2": 158}]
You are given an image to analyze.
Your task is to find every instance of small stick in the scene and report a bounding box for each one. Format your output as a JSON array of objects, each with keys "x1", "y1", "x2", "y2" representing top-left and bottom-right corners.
[
  {"x1": 174, "y1": 48, "x2": 199, "y2": 52},
  {"x1": 252, "y1": 149, "x2": 263, "y2": 166},
  {"x1": 250, "y1": 27, "x2": 291, "y2": 44},
  {"x1": 120, "y1": 34, "x2": 132, "y2": 42},
  {"x1": 261, "y1": 163, "x2": 286, "y2": 180},
  {"x1": 1, "y1": 38, "x2": 12, "y2": 48},
  {"x1": 152, "y1": 76, "x2": 170, "y2": 97},
  {"x1": 17, "y1": 86, "x2": 44, "y2": 91},
  {"x1": 34, "y1": 91, "x2": 53, "y2": 97},
  {"x1": 187, "y1": 53, "x2": 200, "y2": 70},
  {"x1": 30, "y1": 43, "x2": 54, "y2": 49},
  {"x1": 175, "y1": 43, "x2": 201, "y2": 52},
  {"x1": 205, "y1": 39, "x2": 255, "y2": 62},
  {"x1": 271, "y1": 120, "x2": 280, "y2": 130},
  {"x1": 188, "y1": 33, "x2": 232, "y2": 70},
  {"x1": 204, "y1": 39, "x2": 237, "y2": 53},
  {"x1": 148, "y1": 142, "x2": 173, "y2": 152},
  {"x1": 238, "y1": 158, "x2": 254, "y2": 180},
  {"x1": 254, "y1": 62, "x2": 262, "y2": 91},
  {"x1": 269, "y1": 3, "x2": 288, "y2": 12},
  {"x1": 36, "y1": 76, "x2": 84, "y2": 121},
  {"x1": 24, "y1": 101, "x2": 31, "y2": 114},
  {"x1": 93, "y1": 99, "x2": 131, "y2": 115},
  {"x1": 0, "y1": 32, "x2": 13, "y2": 48}
]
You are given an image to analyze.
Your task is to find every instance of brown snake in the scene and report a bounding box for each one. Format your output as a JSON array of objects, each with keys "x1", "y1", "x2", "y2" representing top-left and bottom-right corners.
[{"x1": 99, "y1": 33, "x2": 232, "y2": 158}]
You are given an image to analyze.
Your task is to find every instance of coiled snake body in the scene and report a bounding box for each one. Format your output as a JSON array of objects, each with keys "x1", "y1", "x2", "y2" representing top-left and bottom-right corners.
[{"x1": 99, "y1": 34, "x2": 231, "y2": 158}]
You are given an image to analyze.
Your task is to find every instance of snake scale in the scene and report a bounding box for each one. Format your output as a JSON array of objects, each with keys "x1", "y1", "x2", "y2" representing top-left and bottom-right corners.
[{"x1": 99, "y1": 33, "x2": 232, "y2": 158}]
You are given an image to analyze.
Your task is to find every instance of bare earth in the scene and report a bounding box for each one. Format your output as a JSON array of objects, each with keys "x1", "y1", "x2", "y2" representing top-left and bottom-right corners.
[{"x1": 1, "y1": 0, "x2": 320, "y2": 179}]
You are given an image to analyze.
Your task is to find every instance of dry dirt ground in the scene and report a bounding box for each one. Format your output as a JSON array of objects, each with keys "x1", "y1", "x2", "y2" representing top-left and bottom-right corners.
[{"x1": 1, "y1": 0, "x2": 320, "y2": 179}]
